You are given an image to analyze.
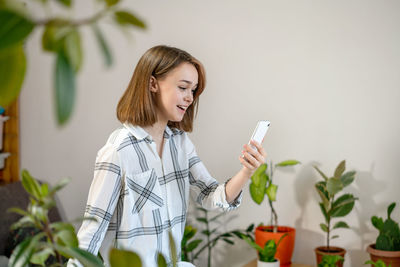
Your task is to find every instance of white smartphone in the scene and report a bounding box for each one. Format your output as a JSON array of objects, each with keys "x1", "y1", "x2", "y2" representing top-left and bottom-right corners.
[{"x1": 249, "y1": 120, "x2": 270, "y2": 150}]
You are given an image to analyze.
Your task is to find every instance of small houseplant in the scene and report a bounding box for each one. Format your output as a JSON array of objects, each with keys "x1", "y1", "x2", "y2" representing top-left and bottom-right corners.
[
  {"x1": 365, "y1": 259, "x2": 392, "y2": 267},
  {"x1": 240, "y1": 232, "x2": 287, "y2": 267},
  {"x1": 318, "y1": 255, "x2": 344, "y2": 267},
  {"x1": 366, "y1": 202, "x2": 400, "y2": 267},
  {"x1": 250, "y1": 159, "x2": 300, "y2": 266},
  {"x1": 314, "y1": 160, "x2": 358, "y2": 267}
]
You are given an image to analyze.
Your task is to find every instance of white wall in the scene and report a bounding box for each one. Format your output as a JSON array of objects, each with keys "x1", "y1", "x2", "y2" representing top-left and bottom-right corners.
[{"x1": 20, "y1": 1, "x2": 400, "y2": 266}]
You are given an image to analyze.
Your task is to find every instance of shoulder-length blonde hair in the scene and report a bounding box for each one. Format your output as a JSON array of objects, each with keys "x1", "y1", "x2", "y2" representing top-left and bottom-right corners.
[{"x1": 117, "y1": 45, "x2": 206, "y2": 132}]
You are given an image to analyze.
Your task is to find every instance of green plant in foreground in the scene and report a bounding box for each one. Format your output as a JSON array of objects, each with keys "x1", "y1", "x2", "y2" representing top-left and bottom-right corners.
[
  {"x1": 314, "y1": 160, "x2": 358, "y2": 249},
  {"x1": 8, "y1": 169, "x2": 173, "y2": 267},
  {"x1": 250, "y1": 160, "x2": 300, "y2": 232},
  {"x1": 364, "y1": 259, "x2": 391, "y2": 267},
  {"x1": 0, "y1": 0, "x2": 146, "y2": 125},
  {"x1": 181, "y1": 225, "x2": 202, "y2": 262},
  {"x1": 318, "y1": 255, "x2": 344, "y2": 267},
  {"x1": 240, "y1": 232, "x2": 287, "y2": 262},
  {"x1": 371, "y1": 202, "x2": 400, "y2": 251},
  {"x1": 185, "y1": 207, "x2": 254, "y2": 267}
]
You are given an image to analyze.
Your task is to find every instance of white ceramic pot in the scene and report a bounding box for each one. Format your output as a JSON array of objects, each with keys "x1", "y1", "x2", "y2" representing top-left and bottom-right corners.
[{"x1": 257, "y1": 259, "x2": 280, "y2": 267}]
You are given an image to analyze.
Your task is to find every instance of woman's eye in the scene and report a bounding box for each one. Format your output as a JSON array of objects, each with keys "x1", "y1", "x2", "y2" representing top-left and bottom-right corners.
[{"x1": 178, "y1": 86, "x2": 186, "y2": 90}]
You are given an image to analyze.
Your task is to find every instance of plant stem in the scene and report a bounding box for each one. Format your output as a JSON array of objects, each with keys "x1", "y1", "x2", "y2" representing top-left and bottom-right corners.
[
  {"x1": 269, "y1": 199, "x2": 278, "y2": 233},
  {"x1": 43, "y1": 220, "x2": 62, "y2": 264},
  {"x1": 34, "y1": 7, "x2": 110, "y2": 26},
  {"x1": 205, "y1": 211, "x2": 211, "y2": 267}
]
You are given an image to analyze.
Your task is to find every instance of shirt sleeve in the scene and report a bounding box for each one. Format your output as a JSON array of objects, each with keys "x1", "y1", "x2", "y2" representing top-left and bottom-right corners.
[
  {"x1": 67, "y1": 143, "x2": 122, "y2": 266},
  {"x1": 185, "y1": 133, "x2": 242, "y2": 211}
]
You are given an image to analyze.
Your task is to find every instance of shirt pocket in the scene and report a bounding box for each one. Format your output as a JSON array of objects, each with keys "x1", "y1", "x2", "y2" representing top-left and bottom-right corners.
[{"x1": 126, "y1": 168, "x2": 164, "y2": 214}]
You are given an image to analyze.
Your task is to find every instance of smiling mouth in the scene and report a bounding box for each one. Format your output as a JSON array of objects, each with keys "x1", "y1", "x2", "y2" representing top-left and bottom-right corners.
[{"x1": 177, "y1": 105, "x2": 187, "y2": 111}]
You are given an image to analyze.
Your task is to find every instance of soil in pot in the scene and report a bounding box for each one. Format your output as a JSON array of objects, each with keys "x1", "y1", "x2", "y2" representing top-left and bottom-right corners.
[
  {"x1": 315, "y1": 246, "x2": 346, "y2": 267},
  {"x1": 255, "y1": 226, "x2": 295, "y2": 267},
  {"x1": 367, "y1": 244, "x2": 400, "y2": 267}
]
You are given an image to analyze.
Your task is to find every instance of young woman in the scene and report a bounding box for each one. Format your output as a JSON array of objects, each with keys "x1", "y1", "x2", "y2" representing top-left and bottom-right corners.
[{"x1": 69, "y1": 45, "x2": 266, "y2": 267}]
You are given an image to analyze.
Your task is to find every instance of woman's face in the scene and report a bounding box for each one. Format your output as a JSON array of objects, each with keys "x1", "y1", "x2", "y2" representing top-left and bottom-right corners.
[{"x1": 151, "y1": 62, "x2": 198, "y2": 124}]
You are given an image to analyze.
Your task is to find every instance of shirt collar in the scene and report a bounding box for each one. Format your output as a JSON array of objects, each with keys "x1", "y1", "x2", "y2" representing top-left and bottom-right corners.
[{"x1": 123, "y1": 123, "x2": 175, "y2": 141}]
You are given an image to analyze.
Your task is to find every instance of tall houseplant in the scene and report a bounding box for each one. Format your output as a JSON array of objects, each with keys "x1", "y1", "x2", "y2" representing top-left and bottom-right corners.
[
  {"x1": 7, "y1": 170, "x2": 173, "y2": 267},
  {"x1": 366, "y1": 202, "x2": 400, "y2": 267},
  {"x1": 250, "y1": 159, "x2": 300, "y2": 266},
  {"x1": 314, "y1": 160, "x2": 358, "y2": 267}
]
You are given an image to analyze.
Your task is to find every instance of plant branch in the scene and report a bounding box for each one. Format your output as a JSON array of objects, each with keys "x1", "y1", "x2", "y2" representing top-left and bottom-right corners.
[{"x1": 34, "y1": 7, "x2": 110, "y2": 26}]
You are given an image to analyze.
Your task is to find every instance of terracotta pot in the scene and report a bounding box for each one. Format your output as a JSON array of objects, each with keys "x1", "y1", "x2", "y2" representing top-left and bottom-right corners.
[
  {"x1": 257, "y1": 259, "x2": 280, "y2": 267},
  {"x1": 367, "y1": 244, "x2": 400, "y2": 267},
  {"x1": 255, "y1": 226, "x2": 296, "y2": 267},
  {"x1": 315, "y1": 246, "x2": 346, "y2": 267}
]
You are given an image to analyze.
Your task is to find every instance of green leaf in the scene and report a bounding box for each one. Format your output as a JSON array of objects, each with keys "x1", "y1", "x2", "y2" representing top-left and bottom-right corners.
[
  {"x1": 340, "y1": 171, "x2": 355, "y2": 188},
  {"x1": 265, "y1": 184, "x2": 278, "y2": 202},
  {"x1": 40, "y1": 183, "x2": 49, "y2": 196},
  {"x1": 331, "y1": 235, "x2": 339, "y2": 239},
  {"x1": 333, "y1": 221, "x2": 349, "y2": 229},
  {"x1": 314, "y1": 165, "x2": 328, "y2": 181},
  {"x1": 246, "y1": 224, "x2": 255, "y2": 232},
  {"x1": 249, "y1": 182, "x2": 265, "y2": 205},
  {"x1": 168, "y1": 231, "x2": 177, "y2": 267},
  {"x1": 196, "y1": 217, "x2": 207, "y2": 224},
  {"x1": 186, "y1": 239, "x2": 202, "y2": 252},
  {"x1": 49, "y1": 177, "x2": 71, "y2": 195},
  {"x1": 42, "y1": 22, "x2": 70, "y2": 52},
  {"x1": 157, "y1": 253, "x2": 167, "y2": 267},
  {"x1": 388, "y1": 202, "x2": 396, "y2": 219},
  {"x1": 31, "y1": 247, "x2": 55, "y2": 266},
  {"x1": 0, "y1": 44, "x2": 26, "y2": 106},
  {"x1": 63, "y1": 28, "x2": 82, "y2": 72},
  {"x1": 54, "y1": 244, "x2": 103, "y2": 266},
  {"x1": 334, "y1": 160, "x2": 346, "y2": 179},
  {"x1": 183, "y1": 225, "x2": 197, "y2": 240},
  {"x1": 55, "y1": 51, "x2": 76, "y2": 125},
  {"x1": 114, "y1": 11, "x2": 146, "y2": 29},
  {"x1": 371, "y1": 216, "x2": 384, "y2": 231},
  {"x1": 8, "y1": 207, "x2": 30, "y2": 217},
  {"x1": 105, "y1": 0, "x2": 119, "y2": 7},
  {"x1": 320, "y1": 223, "x2": 328, "y2": 232},
  {"x1": 331, "y1": 194, "x2": 357, "y2": 217},
  {"x1": 21, "y1": 169, "x2": 42, "y2": 199},
  {"x1": 326, "y1": 177, "x2": 343, "y2": 196},
  {"x1": 251, "y1": 163, "x2": 267, "y2": 186},
  {"x1": 315, "y1": 181, "x2": 330, "y2": 210},
  {"x1": 0, "y1": 9, "x2": 34, "y2": 50},
  {"x1": 109, "y1": 248, "x2": 142, "y2": 267},
  {"x1": 10, "y1": 215, "x2": 36, "y2": 229},
  {"x1": 55, "y1": 0, "x2": 72, "y2": 7},
  {"x1": 222, "y1": 238, "x2": 234, "y2": 245},
  {"x1": 55, "y1": 228, "x2": 79, "y2": 247},
  {"x1": 8, "y1": 233, "x2": 45, "y2": 267},
  {"x1": 92, "y1": 24, "x2": 112, "y2": 67},
  {"x1": 275, "y1": 160, "x2": 300, "y2": 167}
]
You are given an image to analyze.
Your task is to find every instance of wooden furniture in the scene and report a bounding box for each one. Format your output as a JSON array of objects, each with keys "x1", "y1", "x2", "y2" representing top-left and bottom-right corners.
[
  {"x1": 0, "y1": 100, "x2": 19, "y2": 184},
  {"x1": 242, "y1": 259, "x2": 313, "y2": 267}
]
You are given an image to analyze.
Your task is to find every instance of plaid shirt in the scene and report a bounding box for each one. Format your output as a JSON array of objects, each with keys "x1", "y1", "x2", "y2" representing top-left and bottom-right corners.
[{"x1": 69, "y1": 123, "x2": 242, "y2": 267}]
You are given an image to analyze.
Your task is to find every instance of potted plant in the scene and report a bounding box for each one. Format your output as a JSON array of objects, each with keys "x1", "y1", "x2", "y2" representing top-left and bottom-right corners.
[
  {"x1": 366, "y1": 202, "x2": 400, "y2": 267},
  {"x1": 240, "y1": 232, "x2": 287, "y2": 267},
  {"x1": 250, "y1": 160, "x2": 300, "y2": 266},
  {"x1": 314, "y1": 160, "x2": 358, "y2": 267},
  {"x1": 318, "y1": 255, "x2": 344, "y2": 267}
]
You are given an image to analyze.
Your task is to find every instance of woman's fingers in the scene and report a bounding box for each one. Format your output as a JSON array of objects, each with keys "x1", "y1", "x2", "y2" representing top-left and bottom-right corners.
[{"x1": 250, "y1": 140, "x2": 267, "y2": 158}]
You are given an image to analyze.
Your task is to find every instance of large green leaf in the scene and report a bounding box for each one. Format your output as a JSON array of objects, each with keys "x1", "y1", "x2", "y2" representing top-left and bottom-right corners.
[
  {"x1": 326, "y1": 177, "x2": 343, "y2": 196},
  {"x1": 0, "y1": 9, "x2": 34, "y2": 50},
  {"x1": 319, "y1": 203, "x2": 329, "y2": 223},
  {"x1": 251, "y1": 163, "x2": 267, "y2": 186},
  {"x1": 54, "y1": 245, "x2": 103, "y2": 267},
  {"x1": 109, "y1": 248, "x2": 142, "y2": 267},
  {"x1": 92, "y1": 24, "x2": 113, "y2": 67},
  {"x1": 330, "y1": 194, "x2": 357, "y2": 217},
  {"x1": 275, "y1": 159, "x2": 300, "y2": 167},
  {"x1": 55, "y1": 51, "x2": 76, "y2": 125},
  {"x1": 333, "y1": 221, "x2": 349, "y2": 229},
  {"x1": 340, "y1": 171, "x2": 355, "y2": 188},
  {"x1": 21, "y1": 169, "x2": 42, "y2": 200},
  {"x1": 105, "y1": 0, "x2": 119, "y2": 7},
  {"x1": 55, "y1": 0, "x2": 72, "y2": 7},
  {"x1": 64, "y1": 28, "x2": 82, "y2": 72},
  {"x1": 315, "y1": 181, "x2": 329, "y2": 210},
  {"x1": 334, "y1": 160, "x2": 346, "y2": 179},
  {"x1": 249, "y1": 181, "x2": 265, "y2": 204},
  {"x1": 0, "y1": 44, "x2": 26, "y2": 106},
  {"x1": 114, "y1": 11, "x2": 146, "y2": 29},
  {"x1": 265, "y1": 183, "x2": 277, "y2": 202},
  {"x1": 30, "y1": 247, "x2": 55, "y2": 266},
  {"x1": 9, "y1": 233, "x2": 45, "y2": 267}
]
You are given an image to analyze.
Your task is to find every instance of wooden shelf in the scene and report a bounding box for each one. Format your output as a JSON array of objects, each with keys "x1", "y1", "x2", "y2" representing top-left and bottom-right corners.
[{"x1": 0, "y1": 100, "x2": 19, "y2": 184}]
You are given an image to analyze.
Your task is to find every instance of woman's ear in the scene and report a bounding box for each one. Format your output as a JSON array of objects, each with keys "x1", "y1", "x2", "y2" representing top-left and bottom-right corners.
[{"x1": 149, "y1": 76, "x2": 158, "y2": 93}]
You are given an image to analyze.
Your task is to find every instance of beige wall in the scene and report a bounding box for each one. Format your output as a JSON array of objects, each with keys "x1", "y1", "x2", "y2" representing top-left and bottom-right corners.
[{"x1": 20, "y1": 1, "x2": 400, "y2": 266}]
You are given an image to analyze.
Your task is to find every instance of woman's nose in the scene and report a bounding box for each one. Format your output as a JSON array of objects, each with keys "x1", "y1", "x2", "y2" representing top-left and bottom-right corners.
[{"x1": 184, "y1": 91, "x2": 193, "y2": 103}]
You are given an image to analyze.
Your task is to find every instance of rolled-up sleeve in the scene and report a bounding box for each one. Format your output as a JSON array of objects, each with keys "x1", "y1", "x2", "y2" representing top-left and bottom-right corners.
[{"x1": 185, "y1": 134, "x2": 242, "y2": 211}]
